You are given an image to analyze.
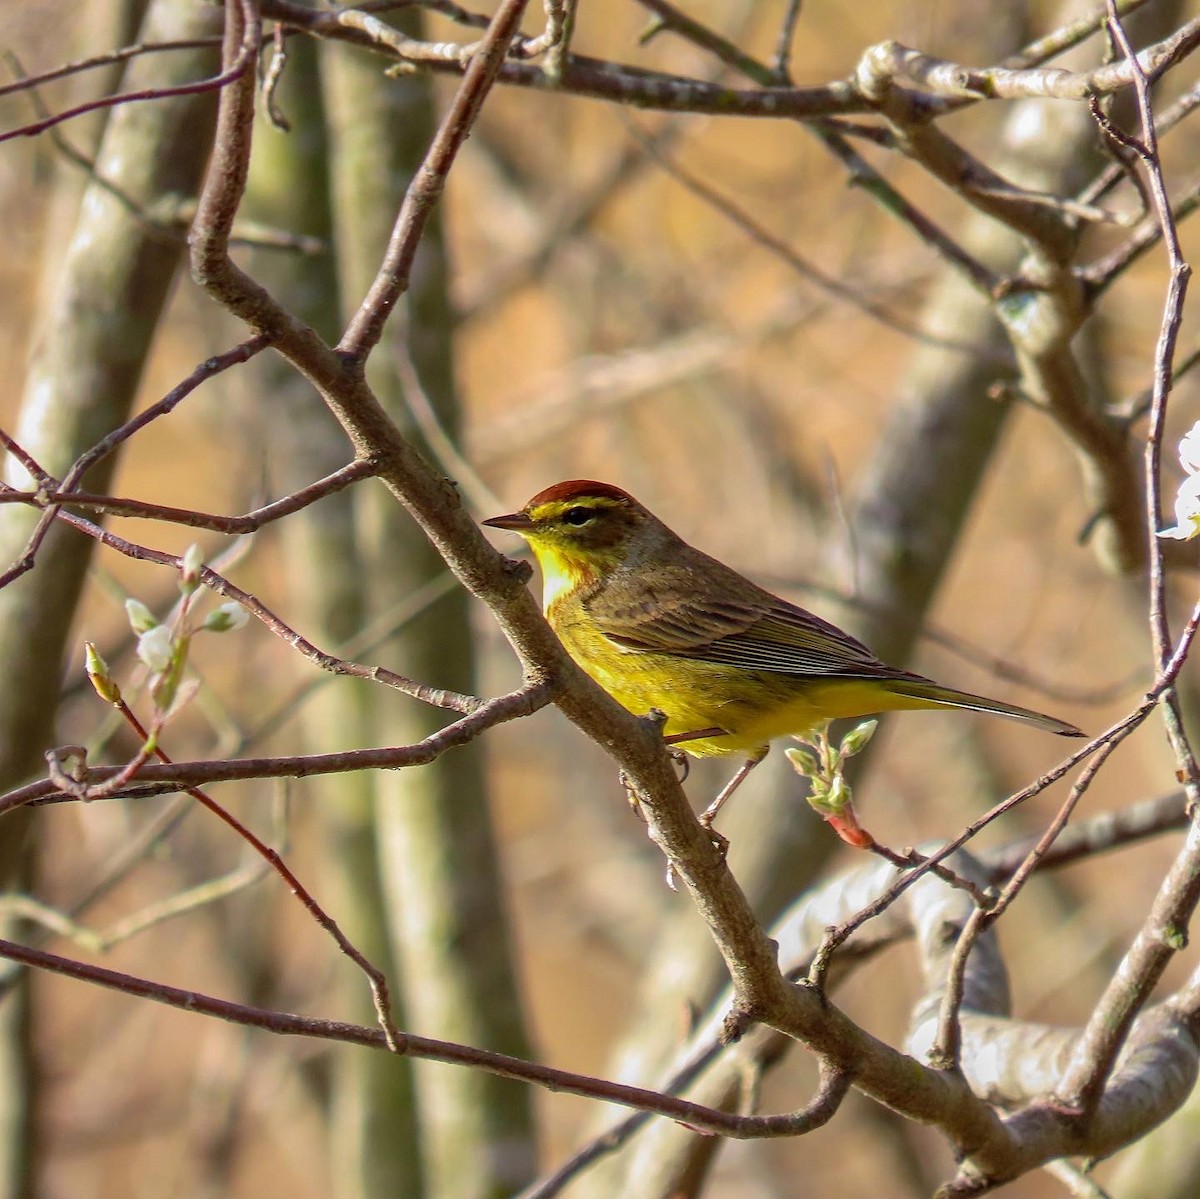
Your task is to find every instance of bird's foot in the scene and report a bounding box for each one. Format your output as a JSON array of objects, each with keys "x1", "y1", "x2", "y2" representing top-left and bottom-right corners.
[
  {"x1": 618, "y1": 769, "x2": 646, "y2": 823},
  {"x1": 663, "y1": 816, "x2": 730, "y2": 891},
  {"x1": 666, "y1": 745, "x2": 690, "y2": 783},
  {"x1": 698, "y1": 811, "x2": 731, "y2": 859}
]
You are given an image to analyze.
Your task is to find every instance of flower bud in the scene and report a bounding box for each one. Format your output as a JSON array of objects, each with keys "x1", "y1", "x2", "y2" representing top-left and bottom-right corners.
[
  {"x1": 824, "y1": 774, "x2": 851, "y2": 814},
  {"x1": 784, "y1": 746, "x2": 820, "y2": 778},
  {"x1": 202, "y1": 601, "x2": 249, "y2": 633},
  {"x1": 124, "y1": 598, "x2": 158, "y2": 635},
  {"x1": 84, "y1": 641, "x2": 121, "y2": 705},
  {"x1": 808, "y1": 775, "x2": 854, "y2": 817},
  {"x1": 179, "y1": 544, "x2": 204, "y2": 595},
  {"x1": 839, "y1": 719, "x2": 878, "y2": 759}
]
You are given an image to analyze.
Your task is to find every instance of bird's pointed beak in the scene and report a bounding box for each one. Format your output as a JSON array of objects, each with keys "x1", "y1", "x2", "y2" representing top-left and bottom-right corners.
[{"x1": 482, "y1": 510, "x2": 534, "y2": 532}]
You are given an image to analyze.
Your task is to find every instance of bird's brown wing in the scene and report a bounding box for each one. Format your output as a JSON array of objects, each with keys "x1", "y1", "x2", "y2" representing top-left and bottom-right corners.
[{"x1": 587, "y1": 557, "x2": 904, "y2": 680}]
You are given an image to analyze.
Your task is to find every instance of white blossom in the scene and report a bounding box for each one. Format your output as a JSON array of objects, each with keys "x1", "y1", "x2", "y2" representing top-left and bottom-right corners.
[
  {"x1": 1159, "y1": 421, "x2": 1200, "y2": 541},
  {"x1": 136, "y1": 625, "x2": 175, "y2": 673},
  {"x1": 1179, "y1": 422, "x2": 1200, "y2": 474}
]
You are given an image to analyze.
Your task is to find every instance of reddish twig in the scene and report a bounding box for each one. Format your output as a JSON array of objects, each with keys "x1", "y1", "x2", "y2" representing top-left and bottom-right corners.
[
  {"x1": 109, "y1": 694, "x2": 402, "y2": 1050},
  {"x1": 0, "y1": 12, "x2": 257, "y2": 146},
  {"x1": 0, "y1": 38, "x2": 224, "y2": 100}
]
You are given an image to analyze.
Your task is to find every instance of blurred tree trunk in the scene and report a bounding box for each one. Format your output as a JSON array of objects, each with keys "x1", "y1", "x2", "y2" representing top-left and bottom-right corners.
[
  {"x1": 0, "y1": 2, "x2": 220, "y2": 1194},
  {"x1": 322, "y1": 16, "x2": 537, "y2": 1198},
  {"x1": 243, "y1": 34, "x2": 424, "y2": 1199}
]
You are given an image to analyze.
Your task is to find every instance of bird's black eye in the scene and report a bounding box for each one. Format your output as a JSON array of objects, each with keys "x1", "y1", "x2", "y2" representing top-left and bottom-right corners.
[{"x1": 562, "y1": 506, "x2": 593, "y2": 526}]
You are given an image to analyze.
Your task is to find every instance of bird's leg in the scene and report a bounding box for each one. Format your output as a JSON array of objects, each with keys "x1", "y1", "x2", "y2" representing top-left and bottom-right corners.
[
  {"x1": 699, "y1": 747, "x2": 770, "y2": 839},
  {"x1": 664, "y1": 726, "x2": 726, "y2": 746}
]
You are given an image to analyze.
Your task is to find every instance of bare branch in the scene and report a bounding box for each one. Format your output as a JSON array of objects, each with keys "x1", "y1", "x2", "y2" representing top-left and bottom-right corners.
[
  {"x1": 0, "y1": 37, "x2": 224, "y2": 100},
  {"x1": 0, "y1": 18, "x2": 256, "y2": 145},
  {"x1": 1, "y1": 680, "x2": 554, "y2": 816},
  {"x1": 0, "y1": 459, "x2": 376, "y2": 534},
  {"x1": 855, "y1": 17, "x2": 1200, "y2": 104},
  {"x1": 0, "y1": 934, "x2": 862, "y2": 1136},
  {"x1": 260, "y1": 0, "x2": 869, "y2": 119},
  {"x1": 337, "y1": 0, "x2": 533, "y2": 360}
]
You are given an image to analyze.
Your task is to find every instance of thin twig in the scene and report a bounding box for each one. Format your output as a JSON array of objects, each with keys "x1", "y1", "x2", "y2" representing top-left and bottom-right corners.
[
  {"x1": 627, "y1": 121, "x2": 998, "y2": 357},
  {"x1": 864, "y1": 841, "x2": 993, "y2": 908},
  {"x1": 109, "y1": 695, "x2": 402, "y2": 1050},
  {"x1": 1053, "y1": 4, "x2": 1199, "y2": 1117},
  {"x1": 931, "y1": 735, "x2": 1124, "y2": 1069},
  {"x1": 982, "y1": 789, "x2": 1187, "y2": 881},
  {"x1": 634, "y1": 0, "x2": 774, "y2": 84},
  {"x1": 0, "y1": 458, "x2": 376, "y2": 534},
  {"x1": 811, "y1": 125, "x2": 1001, "y2": 298},
  {"x1": 0, "y1": 38, "x2": 223, "y2": 100},
  {"x1": 807, "y1": 690, "x2": 1173, "y2": 991},
  {"x1": 0, "y1": 932, "x2": 849, "y2": 1138},
  {"x1": 338, "y1": 0, "x2": 533, "y2": 361},
  {"x1": 0, "y1": 19, "x2": 256, "y2": 146},
  {"x1": 1003, "y1": 0, "x2": 1150, "y2": 72},
  {"x1": 21, "y1": 512, "x2": 483, "y2": 713},
  {"x1": 0, "y1": 682, "x2": 555, "y2": 817},
  {"x1": 1080, "y1": 79, "x2": 1200, "y2": 209},
  {"x1": 0, "y1": 337, "x2": 272, "y2": 591},
  {"x1": 772, "y1": 0, "x2": 804, "y2": 82}
]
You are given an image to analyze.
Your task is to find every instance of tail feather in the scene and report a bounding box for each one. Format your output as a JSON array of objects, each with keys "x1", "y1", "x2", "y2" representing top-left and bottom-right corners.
[{"x1": 884, "y1": 679, "x2": 1085, "y2": 738}]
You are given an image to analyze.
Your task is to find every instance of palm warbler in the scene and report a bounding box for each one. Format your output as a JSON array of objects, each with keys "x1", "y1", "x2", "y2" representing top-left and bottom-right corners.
[{"x1": 484, "y1": 480, "x2": 1083, "y2": 824}]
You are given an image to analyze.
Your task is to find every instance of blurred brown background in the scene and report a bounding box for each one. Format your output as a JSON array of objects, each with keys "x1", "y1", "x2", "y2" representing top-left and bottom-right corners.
[{"x1": 0, "y1": 1, "x2": 1196, "y2": 1197}]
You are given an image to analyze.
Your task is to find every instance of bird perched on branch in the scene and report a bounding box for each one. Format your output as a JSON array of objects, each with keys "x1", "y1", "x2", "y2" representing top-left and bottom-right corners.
[{"x1": 484, "y1": 480, "x2": 1083, "y2": 839}]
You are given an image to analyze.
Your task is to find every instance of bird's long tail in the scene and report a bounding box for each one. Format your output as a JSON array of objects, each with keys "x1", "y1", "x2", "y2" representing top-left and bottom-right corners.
[{"x1": 880, "y1": 679, "x2": 1084, "y2": 738}]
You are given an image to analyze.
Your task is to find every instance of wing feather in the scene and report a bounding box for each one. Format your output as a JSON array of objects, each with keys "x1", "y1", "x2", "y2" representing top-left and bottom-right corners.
[{"x1": 585, "y1": 552, "x2": 909, "y2": 681}]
